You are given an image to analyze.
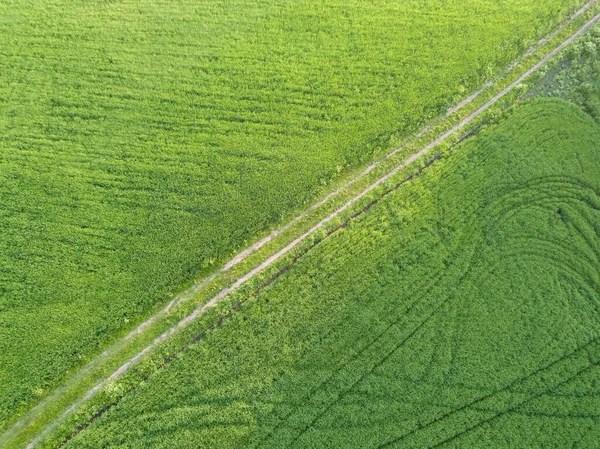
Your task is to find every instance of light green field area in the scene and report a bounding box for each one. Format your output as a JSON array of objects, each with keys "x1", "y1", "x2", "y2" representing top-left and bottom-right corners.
[
  {"x1": 61, "y1": 98, "x2": 600, "y2": 448},
  {"x1": 0, "y1": 0, "x2": 585, "y2": 424}
]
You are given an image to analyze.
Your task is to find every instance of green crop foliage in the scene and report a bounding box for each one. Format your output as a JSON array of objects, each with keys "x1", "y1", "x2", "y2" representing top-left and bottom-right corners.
[
  {"x1": 61, "y1": 98, "x2": 600, "y2": 448},
  {"x1": 0, "y1": 0, "x2": 587, "y2": 426},
  {"x1": 533, "y1": 26, "x2": 600, "y2": 121}
]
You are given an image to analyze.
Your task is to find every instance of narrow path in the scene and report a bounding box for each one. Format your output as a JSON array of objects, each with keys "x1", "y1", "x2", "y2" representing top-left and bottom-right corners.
[{"x1": 2, "y1": 4, "x2": 599, "y2": 448}]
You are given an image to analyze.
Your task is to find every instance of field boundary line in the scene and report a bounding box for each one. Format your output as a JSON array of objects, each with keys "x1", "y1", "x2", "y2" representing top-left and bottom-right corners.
[{"x1": 2, "y1": 3, "x2": 599, "y2": 448}]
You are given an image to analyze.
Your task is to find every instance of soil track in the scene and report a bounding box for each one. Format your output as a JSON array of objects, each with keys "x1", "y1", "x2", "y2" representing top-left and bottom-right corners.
[{"x1": 3, "y1": 3, "x2": 600, "y2": 448}]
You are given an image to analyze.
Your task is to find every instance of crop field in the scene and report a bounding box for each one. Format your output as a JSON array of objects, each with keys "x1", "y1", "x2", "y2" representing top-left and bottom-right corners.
[
  {"x1": 56, "y1": 98, "x2": 600, "y2": 448},
  {"x1": 0, "y1": 0, "x2": 587, "y2": 427}
]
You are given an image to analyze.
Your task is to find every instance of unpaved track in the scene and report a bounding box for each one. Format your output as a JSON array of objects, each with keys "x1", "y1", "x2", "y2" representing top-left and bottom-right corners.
[{"x1": 3, "y1": 4, "x2": 599, "y2": 448}]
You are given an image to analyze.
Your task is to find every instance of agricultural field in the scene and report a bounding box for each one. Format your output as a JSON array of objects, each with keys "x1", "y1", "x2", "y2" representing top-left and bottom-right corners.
[
  {"x1": 58, "y1": 98, "x2": 600, "y2": 448},
  {"x1": 0, "y1": 0, "x2": 587, "y2": 428}
]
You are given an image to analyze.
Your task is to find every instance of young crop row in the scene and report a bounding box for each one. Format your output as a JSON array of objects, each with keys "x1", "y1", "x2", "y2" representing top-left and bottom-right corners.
[{"x1": 57, "y1": 99, "x2": 600, "y2": 448}]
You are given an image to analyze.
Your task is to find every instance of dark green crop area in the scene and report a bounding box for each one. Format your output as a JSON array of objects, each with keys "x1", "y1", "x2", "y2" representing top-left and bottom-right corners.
[
  {"x1": 0, "y1": 0, "x2": 587, "y2": 426},
  {"x1": 63, "y1": 98, "x2": 600, "y2": 448}
]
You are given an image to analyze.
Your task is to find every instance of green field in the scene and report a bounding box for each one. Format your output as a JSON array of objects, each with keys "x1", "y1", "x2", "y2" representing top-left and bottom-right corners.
[
  {"x1": 532, "y1": 24, "x2": 600, "y2": 120},
  {"x1": 0, "y1": 0, "x2": 586, "y2": 426},
  {"x1": 58, "y1": 97, "x2": 600, "y2": 448}
]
